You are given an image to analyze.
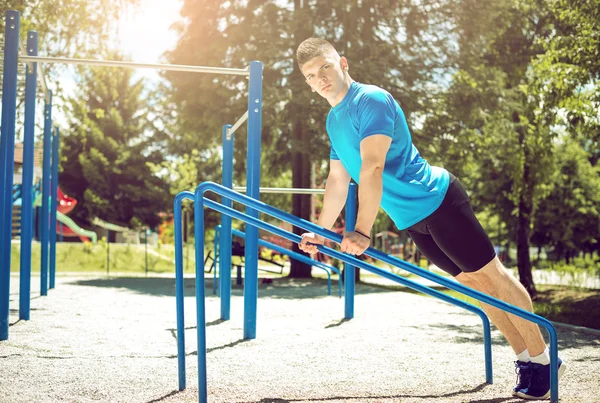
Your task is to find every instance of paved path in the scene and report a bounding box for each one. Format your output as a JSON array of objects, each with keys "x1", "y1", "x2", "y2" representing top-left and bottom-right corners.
[{"x1": 1, "y1": 275, "x2": 598, "y2": 402}]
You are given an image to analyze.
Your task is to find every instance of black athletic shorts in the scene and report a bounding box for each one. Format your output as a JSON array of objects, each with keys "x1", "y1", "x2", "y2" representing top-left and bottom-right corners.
[{"x1": 406, "y1": 174, "x2": 496, "y2": 277}]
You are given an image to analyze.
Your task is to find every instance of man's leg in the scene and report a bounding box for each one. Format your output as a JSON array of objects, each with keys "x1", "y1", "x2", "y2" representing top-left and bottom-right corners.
[
  {"x1": 463, "y1": 256, "x2": 546, "y2": 356},
  {"x1": 455, "y1": 270, "x2": 529, "y2": 354}
]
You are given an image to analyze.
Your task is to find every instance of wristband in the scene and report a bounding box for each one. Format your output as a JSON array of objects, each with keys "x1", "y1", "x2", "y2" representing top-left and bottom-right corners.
[{"x1": 354, "y1": 229, "x2": 371, "y2": 241}]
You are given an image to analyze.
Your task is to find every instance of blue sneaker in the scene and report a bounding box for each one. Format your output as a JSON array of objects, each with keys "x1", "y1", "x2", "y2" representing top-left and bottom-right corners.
[
  {"x1": 513, "y1": 360, "x2": 532, "y2": 395},
  {"x1": 516, "y1": 358, "x2": 566, "y2": 400}
]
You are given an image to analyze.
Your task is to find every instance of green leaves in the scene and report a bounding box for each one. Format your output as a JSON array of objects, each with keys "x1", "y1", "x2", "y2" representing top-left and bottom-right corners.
[{"x1": 61, "y1": 52, "x2": 169, "y2": 229}]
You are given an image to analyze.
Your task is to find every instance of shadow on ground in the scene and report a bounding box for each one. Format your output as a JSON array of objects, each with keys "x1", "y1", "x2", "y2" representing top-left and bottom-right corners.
[
  {"x1": 67, "y1": 277, "x2": 398, "y2": 299},
  {"x1": 237, "y1": 382, "x2": 525, "y2": 403}
]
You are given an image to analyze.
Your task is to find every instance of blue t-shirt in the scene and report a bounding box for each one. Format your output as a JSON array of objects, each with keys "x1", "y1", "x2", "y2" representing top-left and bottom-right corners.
[{"x1": 326, "y1": 82, "x2": 450, "y2": 230}]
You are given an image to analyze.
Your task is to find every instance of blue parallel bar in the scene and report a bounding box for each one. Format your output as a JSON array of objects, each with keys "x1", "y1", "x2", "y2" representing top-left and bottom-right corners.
[
  {"x1": 194, "y1": 193, "x2": 209, "y2": 403},
  {"x1": 19, "y1": 30, "x2": 38, "y2": 320},
  {"x1": 344, "y1": 183, "x2": 357, "y2": 319},
  {"x1": 188, "y1": 182, "x2": 561, "y2": 402},
  {"x1": 40, "y1": 92, "x2": 53, "y2": 296},
  {"x1": 176, "y1": 184, "x2": 494, "y2": 403},
  {"x1": 212, "y1": 225, "x2": 220, "y2": 295},
  {"x1": 0, "y1": 9, "x2": 20, "y2": 341},
  {"x1": 220, "y1": 124, "x2": 233, "y2": 319},
  {"x1": 243, "y1": 61, "x2": 263, "y2": 340},
  {"x1": 174, "y1": 193, "x2": 187, "y2": 391},
  {"x1": 230, "y1": 228, "x2": 342, "y2": 297},
  {"x1": 49, "y1": 127, "x2": 60, "y2": 289}
]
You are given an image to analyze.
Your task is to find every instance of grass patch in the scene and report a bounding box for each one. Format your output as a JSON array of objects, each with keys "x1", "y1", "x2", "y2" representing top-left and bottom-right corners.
[
  {"x1": 407, "y1": 285, "x2": 600, "y2": 331},
  {"x1": 10, "y1": 241, "x2": 201, "y2": 275},
  {"x1": 532, "y1": 285, "x2": 600, "y2": 330}
]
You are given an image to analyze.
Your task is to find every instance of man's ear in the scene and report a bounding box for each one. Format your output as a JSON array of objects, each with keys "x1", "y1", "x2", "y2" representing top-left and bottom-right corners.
[{"x1": 340, "y1": 56, "x2": 349, "y2": 71}]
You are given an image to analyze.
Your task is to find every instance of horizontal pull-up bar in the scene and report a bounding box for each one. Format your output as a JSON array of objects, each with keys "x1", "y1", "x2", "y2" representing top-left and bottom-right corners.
[
  {"x1": 227, "y1": 111, "x2": 248, "y2": 139},
  {"x1": 233, "y1": 186, "x2": 325, "y2": 195},
  {"x1": 18, "y1": 55, "x2": 249, "y2": 76},
  {"x1": 19, "y1": 35, "x2": 50, "y2": 103}
]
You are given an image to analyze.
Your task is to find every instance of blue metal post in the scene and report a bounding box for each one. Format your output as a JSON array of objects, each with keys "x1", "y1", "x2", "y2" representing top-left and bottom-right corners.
[
  {"x1": 0, "y1": 9, "x2": 20, "y2": 341},
  {"x1": 243, "y1": 61, "x2": 263, "y2": 339},
  {"x1": 220, "y1": 124, "x2": 233, "y2": 319},
  {"x1": 40, "y1": 92, "x2": 53, "y2": 296},
  {"x1": 49, "y1": 127, "x2": 60, "y2": 289},
  {"x1": 344, "y1": 183, "x2": 357, "y2": 319},
  {"x1": 106, "y1": 230, "x2": 110, "y2": 276},
  {"x1": 19, "y1": 30, "x2": 38, "y2": 320},
  {"x1": 174, "y1": 193, "x2": 188, "y2": 391},
  {"x1": 232, "y1": 229, "x2": 339, "y2": 297},
  {"x1": 213, "y1": 225, "x2": 220, "y2": 295},
  {"x1": 193, "y1": 190, "x2": 208, "y2": 403}
]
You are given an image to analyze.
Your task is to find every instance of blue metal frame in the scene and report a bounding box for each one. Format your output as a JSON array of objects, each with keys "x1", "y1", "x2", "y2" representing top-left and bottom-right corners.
[
  {"x1": 220, "y1": 124, "x2": 233, "y2": 318},
  {"x1": 174, "y1": 181, "x2": 563, "y2": 403},
  {"x1": 243, "y1": 61, "x2": 263, "y2": 340},
  {"x1": 212, "y1": 224, "x2": 220, "y2": 296},
  {"x1": 344, "y1": 183, "x2": 357, "y2": 319},
  {"x1": 230, "y1": 228, "x2": 342, "y2": 297},
  {"x1": 19, "y1": 31, "x2": 39, "y2": 320},
  {"x1": 0, "y1": 9, "x2": 20, "y2": 341},
  {"x1": 40, "y1": 92, "x2": 53, "y2": 296},
  {"x1": 49, "y1": 127, "x2": 60, "y2": 289}
]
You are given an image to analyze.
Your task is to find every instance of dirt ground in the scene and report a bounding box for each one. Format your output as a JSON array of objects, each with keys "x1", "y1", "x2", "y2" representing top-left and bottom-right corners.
[{"x1": 1, "y1": 274, "x2": 599, "y2": 403}]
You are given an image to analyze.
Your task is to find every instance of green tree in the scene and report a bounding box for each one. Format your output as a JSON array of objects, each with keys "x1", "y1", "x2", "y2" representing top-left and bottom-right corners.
[
  {"x1": 60, "y1": 53, "x2": 169, "y2": 228},
  {"x1": 419, "y1": 0, "x2": 558, "y2": 295},
  {"x1": 163, "y1": 0, "x2": 460, "y2": 277},
  {"x1": 532, "y1": 138, "x2": 600, "y2": 261}
]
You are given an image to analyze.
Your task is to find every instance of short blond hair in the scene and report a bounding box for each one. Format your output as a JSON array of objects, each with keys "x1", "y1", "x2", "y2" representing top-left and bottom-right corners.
[{"x1": 296, "y1": 38, "x2": 339, "y2": 68}]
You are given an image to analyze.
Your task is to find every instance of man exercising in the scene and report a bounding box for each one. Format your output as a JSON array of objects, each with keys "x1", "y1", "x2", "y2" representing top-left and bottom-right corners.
[{"x1": 296, "y1": 37, "x2": 565, "y2": 400}]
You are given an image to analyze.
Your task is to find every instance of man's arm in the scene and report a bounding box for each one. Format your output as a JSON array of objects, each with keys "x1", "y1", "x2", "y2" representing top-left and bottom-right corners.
[
  {"x1": 317, "y1": 159, "x2": 351, "y2": 230},
  {"x1": 298, "y1": 159, "x2": 350, "y2": 253},
  {"x1": 354, "y1": 135, "x2": 392, "y2": 235}
]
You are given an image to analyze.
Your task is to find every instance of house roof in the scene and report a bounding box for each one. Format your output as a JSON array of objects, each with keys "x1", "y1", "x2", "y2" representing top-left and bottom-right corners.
[{"x1": 14, "y1": 143, "x2": 44, "y2": 167}]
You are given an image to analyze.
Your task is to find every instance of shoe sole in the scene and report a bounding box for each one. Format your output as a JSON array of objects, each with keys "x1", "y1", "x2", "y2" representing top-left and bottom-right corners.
[{"x1": 515, "y1": 362, "x2": 567, "y2": 400}]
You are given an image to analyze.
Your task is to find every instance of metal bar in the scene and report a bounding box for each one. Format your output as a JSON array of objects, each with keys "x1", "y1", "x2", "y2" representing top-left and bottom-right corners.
[
  {"x1": 145, "y1": 230, "x2": 148, "y2": 276},
  {"x1": 179, "y1": 183, "x2": 500, "y2": 402},
  {"x1": 197, "y1": 182, "x2": 565, "y2": 401},
  {"x1": 49, "y1": 127, "x2": 59, "y2": 289},
  {"x1": 19, "y1": 30, "x2": 38, "y2": 320},
  {"x1": 174, "y1": 193, "x2": 187, "y2": 391},
  {"x1": 220, "y1": 124, "x2": 233, "y2": 320},
  {"x1": 243, "y1": 60, "x2": 263, "y2": 340},
  {"x1": 233, "y1": 186, "x2": 325, "y2": 195},
  {"x1": 194, "y1": 193, "x2": 209, "y2": 403},
  {"x1": 40, "y1": 92, "x2": 52, "y2": 296},
  {"x1": 344, "y1": 183, "x2": 357, "y2": 319},
  {"x1": 0, "y1": 9, "x2": 20, "y2": 341},
  {"x1": 19, "y1": 32, "x2": 50, "y2": 103},
  {"x1": 18, "y1": 55, "x2": 249, "y2": 76},
  {"x1": 106, "y1": 230, "x2": 110, "y2": 276},
  {"x1": 231, "y1": 228, "x2": 341, "y2": 297},
  {"x1": 213, "y1": 225, "x2": 219, "y2": 295},
  {"x1": 227, "y1": 111, "x2": 248, "y2": 140}
]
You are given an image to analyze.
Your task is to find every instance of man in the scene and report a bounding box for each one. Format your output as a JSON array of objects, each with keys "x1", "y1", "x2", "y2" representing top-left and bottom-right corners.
[{"x1": 296, "y1": 38, "x2": 565, "y2": 400}]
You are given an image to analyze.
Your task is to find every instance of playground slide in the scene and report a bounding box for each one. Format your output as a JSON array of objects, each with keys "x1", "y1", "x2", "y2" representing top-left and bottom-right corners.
[
  {"x1": 12, "y1": 184, "x2": 22, "y2": 205},
  {"x1": 34, "y1": 192, "x2": 98, "y2": 244},
  {"x1": 56, "y1": 210, "x2": 97, "y2": 243}
]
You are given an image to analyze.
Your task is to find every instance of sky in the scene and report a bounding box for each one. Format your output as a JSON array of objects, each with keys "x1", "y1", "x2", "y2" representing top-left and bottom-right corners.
[
  {"x1": 115, "y1": 0, "x2": 183, "y2": 80},
  {"x1": 51, "y1": 0, "x2": 183, "y2": 127}
]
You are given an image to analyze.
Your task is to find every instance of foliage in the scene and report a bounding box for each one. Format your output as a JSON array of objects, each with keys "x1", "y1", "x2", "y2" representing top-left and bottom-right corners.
[
  {"x1": 162, "y1": 0, "x2": 465, "y2": 276},
  {"x1": 532, "y1": 139, "x2": 600, "y2": 258},
  {"x1": 60, "y1": 52, "x2": 170, "y2": 228}
]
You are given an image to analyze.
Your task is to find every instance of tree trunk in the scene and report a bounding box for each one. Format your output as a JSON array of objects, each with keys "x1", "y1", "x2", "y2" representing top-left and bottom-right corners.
[
  {"x1": 289, "y1": 142, "x2": 313, "y2": 278},
  {"x1": 288, "y1": 0, "x2": 313, "y2": 278},
  {"x1": 515, "y1": 112, "x2": 537, "y2": 297}
]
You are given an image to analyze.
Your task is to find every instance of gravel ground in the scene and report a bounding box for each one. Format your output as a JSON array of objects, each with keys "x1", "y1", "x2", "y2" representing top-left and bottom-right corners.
[{"x1": 1, "y1": 274, "x2": 599, "y2": 403}]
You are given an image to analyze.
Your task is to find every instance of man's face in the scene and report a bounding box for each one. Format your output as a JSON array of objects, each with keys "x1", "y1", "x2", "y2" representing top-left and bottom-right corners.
[{"x1": 300, "y1": 53, "x2": 348, "y2": 104}]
